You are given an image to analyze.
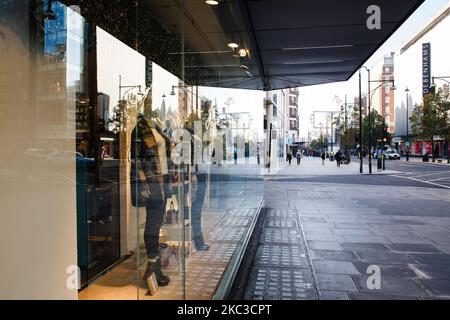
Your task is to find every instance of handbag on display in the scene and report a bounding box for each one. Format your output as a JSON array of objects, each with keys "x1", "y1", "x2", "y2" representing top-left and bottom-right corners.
[{"x1": 164, "y1": 195, "x2": 179, "y2": 225}]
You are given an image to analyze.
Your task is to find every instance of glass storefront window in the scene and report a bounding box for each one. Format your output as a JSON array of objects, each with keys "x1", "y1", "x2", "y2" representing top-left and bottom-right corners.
[{"x1": 1, "y1": 0, "x2": 265, "y2": 300}]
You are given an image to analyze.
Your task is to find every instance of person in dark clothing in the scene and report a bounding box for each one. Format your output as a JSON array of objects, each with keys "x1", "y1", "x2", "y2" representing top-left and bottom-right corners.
[
  {"x1": 287, "y1": 153, "x2": 293, "y2": 166},
  {"x1": 187, "y1": 173, "x2": 209, "y2": 251},
  {"x1": 321, "y1": 152, "x2": 326, "y2": 165},
  {"x1": 234, "y1": 150, "x2": 238, "y2": 164},
  {"x1": 296, "y1": 150, "x2": 302, "y2": 165},
  {"x1": 335, "y1": 150, "x2": 342, "y2": 167}
]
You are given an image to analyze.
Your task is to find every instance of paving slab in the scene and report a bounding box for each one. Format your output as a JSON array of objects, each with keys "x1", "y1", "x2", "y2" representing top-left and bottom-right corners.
[
  {"x1": 352, "y1": 262, "x2": 417, "y2": 278},
  {"x1": 356, "y1": 251, "x2": 415, "y2": 264},
  {"x1": 352, "y1": 275, "x2": 430, "y2": 297},
  {"x1": 313, "y1": 260, "x2": 360, "y2": 275},
  {"x1": 340, "y1": 243, "x2": 391, "y2": 252},
  {"x1": 347, "y1": 292, "x2": 420, "y2": 300},
  {"x1": 308, "y1": 241, "x2": 343, "y2": 251},
  {"x1": 319, "y1": 291, "x2": 349, "y2": 300},
  {"x1": 410, "y1": 254, "x2": 450, "y2": 265},
  {"x1": 417, "y1": 279, "x2": 450, "y2": 296},
  {"x1": 316, "y1": 274, "x2": 359, "y2": 292},
  {"x1": 310, "y1": 250, "x2": 358, "y2": 261},
  {"x1": 387, "y1": 243, "x2": 443, "y2": 253}
]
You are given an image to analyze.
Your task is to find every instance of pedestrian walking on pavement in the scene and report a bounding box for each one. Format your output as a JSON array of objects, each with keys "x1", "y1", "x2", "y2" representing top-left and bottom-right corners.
[
  {"x1": 296, "y1": 150, "x2": 302, "y2": 165},
  {"x1": 234, "y1": 150, "x2": 238, "y2": 165},
  {"x1": 287, "y1": 153, "x2": 293, "y2": 166},
  {"x1": 335, "y1": 150, "x2": 342, "y2": 167},
  {"x1": 321, "y1": 152, "x2": 326, "y2": 165}
]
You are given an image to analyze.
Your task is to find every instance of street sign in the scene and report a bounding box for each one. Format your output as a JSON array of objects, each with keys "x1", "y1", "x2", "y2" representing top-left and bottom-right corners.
[{"x1": 422, "y1": 43, "x2": 431, "y2": 96}]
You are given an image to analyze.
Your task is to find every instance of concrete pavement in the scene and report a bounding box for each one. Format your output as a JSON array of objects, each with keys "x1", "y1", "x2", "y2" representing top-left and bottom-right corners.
[
  {"x1": 241, "y1": 156, "x2": 450, "y2": 300},
  {"x1": 271, "y1": 156, "x2": 398, "y2": 176}
]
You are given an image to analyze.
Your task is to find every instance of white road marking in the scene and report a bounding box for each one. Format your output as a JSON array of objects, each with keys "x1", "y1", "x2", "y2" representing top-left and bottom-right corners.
[
  {"x1": 408, "y1": 264, "x2": 432, "y2": 280},
  {"x1": 428, "y1": 177, "x2": 450, "y2": 182},
  {"x1": 394, "y1": 175, "x2": 450, "y2": 189},
  {"x1": 410, "y1": 172, "x2": 448, "y2": 179}
]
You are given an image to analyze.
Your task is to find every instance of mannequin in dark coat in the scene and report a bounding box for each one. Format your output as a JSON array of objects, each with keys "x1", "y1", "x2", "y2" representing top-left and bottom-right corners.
[{"x1": 130, "y1": 114, "x2": 172, "y2": 287}]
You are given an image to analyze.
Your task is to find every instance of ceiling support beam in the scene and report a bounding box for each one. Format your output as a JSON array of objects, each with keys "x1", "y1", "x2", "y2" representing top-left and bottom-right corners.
[{"x1": 237, "y1": 0, "x2": 269, "y2": 91}]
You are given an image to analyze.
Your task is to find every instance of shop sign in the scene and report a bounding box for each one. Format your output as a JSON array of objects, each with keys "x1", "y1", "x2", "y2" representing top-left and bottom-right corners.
[
  {"x1": 76, "y1": 104, "x2": 89, "y2": 130},
  {"x1": 422, "y1": 43, "x2": 431, "y2": 95}
]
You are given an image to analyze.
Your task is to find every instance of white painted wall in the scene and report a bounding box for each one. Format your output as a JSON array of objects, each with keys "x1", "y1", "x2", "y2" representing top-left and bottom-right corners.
[{"x1": 0, "y1": 5, "x2": 77, "y2": 299}]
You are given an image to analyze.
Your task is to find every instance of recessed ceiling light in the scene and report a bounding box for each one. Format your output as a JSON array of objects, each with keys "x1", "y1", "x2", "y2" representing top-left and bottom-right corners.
[
  {"x1": 205, "y1": 0, "x2": 219, "y2": 5},
  {"x1": 239, "y1": 49, "x2": 248, "y2": 57},
  {"x1": 228, "y1": 42, "x2": 239, "y2": 49}
]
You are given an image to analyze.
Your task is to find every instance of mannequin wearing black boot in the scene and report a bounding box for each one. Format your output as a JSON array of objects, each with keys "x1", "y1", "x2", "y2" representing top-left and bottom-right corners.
[
  {"x1": 131, "y1": 113, "x2": 173, "y2": 290},
  {"x1": 143, "y1": 257, "x2": 170, "y2": 287}
]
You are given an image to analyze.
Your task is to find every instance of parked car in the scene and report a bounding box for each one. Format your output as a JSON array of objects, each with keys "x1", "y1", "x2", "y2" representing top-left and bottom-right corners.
[
  {"x1": 384, "y1": 149, "x2": 401, "y2": 160},
  {"x1": 47, "y1": 151, "x2": 95, "y2": 167},
  {"x1": 24, "y1": 147, "x2": 58, "y2": 165}
]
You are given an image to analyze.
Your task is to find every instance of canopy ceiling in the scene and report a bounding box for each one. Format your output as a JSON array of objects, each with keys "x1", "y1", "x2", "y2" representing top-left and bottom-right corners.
[{"x1": 143, "y1": 0, "x2": 424, "y2": 91}]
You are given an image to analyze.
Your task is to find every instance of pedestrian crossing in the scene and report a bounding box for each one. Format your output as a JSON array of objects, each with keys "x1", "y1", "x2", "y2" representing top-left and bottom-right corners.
[{"x1": 392, "y1": 171, "x2": 450, "y2": 189}]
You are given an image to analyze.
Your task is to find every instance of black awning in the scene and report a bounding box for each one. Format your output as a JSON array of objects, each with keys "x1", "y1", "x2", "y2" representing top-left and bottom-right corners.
[{"x1": 66, "y1": 0, "x2": 425, "y2": 91}]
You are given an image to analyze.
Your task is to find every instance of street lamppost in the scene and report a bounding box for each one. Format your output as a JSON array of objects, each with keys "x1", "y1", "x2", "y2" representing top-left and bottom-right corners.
[
  {"x1": 368, "y1": 79, "x2": 396, "y2": 172},
  {"x1": 361, "y1": 66, "x2": 372, "y2": 173},
  {"x1": 358, "y1": 69, "x2": 364, "y2": 174},
  {"x1": 405, "y1": 87, "x2": 410, "y2": 161},
  {"x1": 431, "y1": 76, "x2": 450, "y2": 88},
  {"x1": 119, "y1": 75, "x2": 142, "y2": 100}
]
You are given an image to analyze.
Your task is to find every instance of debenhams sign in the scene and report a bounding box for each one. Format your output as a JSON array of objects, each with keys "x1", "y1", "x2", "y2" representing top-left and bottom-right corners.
[{"x1": 422, "y1": 43, "x2": 431, "y2": 96}]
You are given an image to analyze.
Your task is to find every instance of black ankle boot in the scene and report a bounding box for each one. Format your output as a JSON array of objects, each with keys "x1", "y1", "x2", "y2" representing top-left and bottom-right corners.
[
  {"x1": 155, "y1": 258, "x2": 170, "y2": 286},
  {"x1": 143, "y1": 259, "x2": 170, "y2": 287}
]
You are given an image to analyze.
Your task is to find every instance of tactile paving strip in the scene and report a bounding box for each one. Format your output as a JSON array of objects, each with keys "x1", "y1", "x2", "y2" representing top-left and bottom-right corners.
[
  {"x1": 206, "y1": 226, "x2": 246, "y2": 242},
  {"x1": 155, "y1": 264, "x2": 226, "y2": 300},
  {"x1": 266, "y1": 209, "x2": 298, "y2": 219},
  {"x1": 260, "y1": 228, "x2": 302, "y2": 244},
  {"x1": 264, "y1": 218, "x2": 298, "y2": 228},
  {"x1": 244, "y1": 267, "x2": 317, "y2": 300},
  {"x1": 226, "y1": 208, "x2": 258, "y2": 218},
  {"x1": 219, "y1": 217, "x2": 251, "y2": 227},
  {"x1": 189, "y1": 243, "x2": 237, "y2": 265},
  {"x1": 254, "y1": 244, "x2": 308, "y2": 268},
  {"x1": 185, "y1": 264, "x2": 226, "y2": 299}
]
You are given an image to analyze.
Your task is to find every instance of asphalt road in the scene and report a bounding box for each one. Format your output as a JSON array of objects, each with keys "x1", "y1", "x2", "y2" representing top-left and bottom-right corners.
[
  {"x1": 385, "y1": 159, "x2": 450, "y2": 173},
  {"x1": 268, "y1": 159, "x2": 450, "y2": 190},
  {"x1": 385, "y1": 160, "x2": 450, "y2": 189}
]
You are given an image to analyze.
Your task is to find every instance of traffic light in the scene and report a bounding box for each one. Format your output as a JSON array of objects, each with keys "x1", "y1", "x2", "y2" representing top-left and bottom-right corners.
[{"x1": 383, "y1": 127, "x2": 390, "y2": 149}]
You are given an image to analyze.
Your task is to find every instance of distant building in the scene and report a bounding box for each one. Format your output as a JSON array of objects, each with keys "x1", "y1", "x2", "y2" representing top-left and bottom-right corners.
[
  {"x1": 395, "y1": 3, "x2": 450, "y2": 157},
  {"x1": 264, "y1": 88, "x2": 300, "y2": 170},
  {"x1": 370, "y1": 52, "x2": 396, "y2": 134},
  {"x1": 288, "y1": 88, "x2": 300, "y2": 143}
]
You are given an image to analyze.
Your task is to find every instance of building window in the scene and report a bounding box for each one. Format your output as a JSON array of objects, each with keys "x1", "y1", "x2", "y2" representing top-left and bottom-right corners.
[{"x1": 290, "y1": 120, "x2": 297, "y2": 130}]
